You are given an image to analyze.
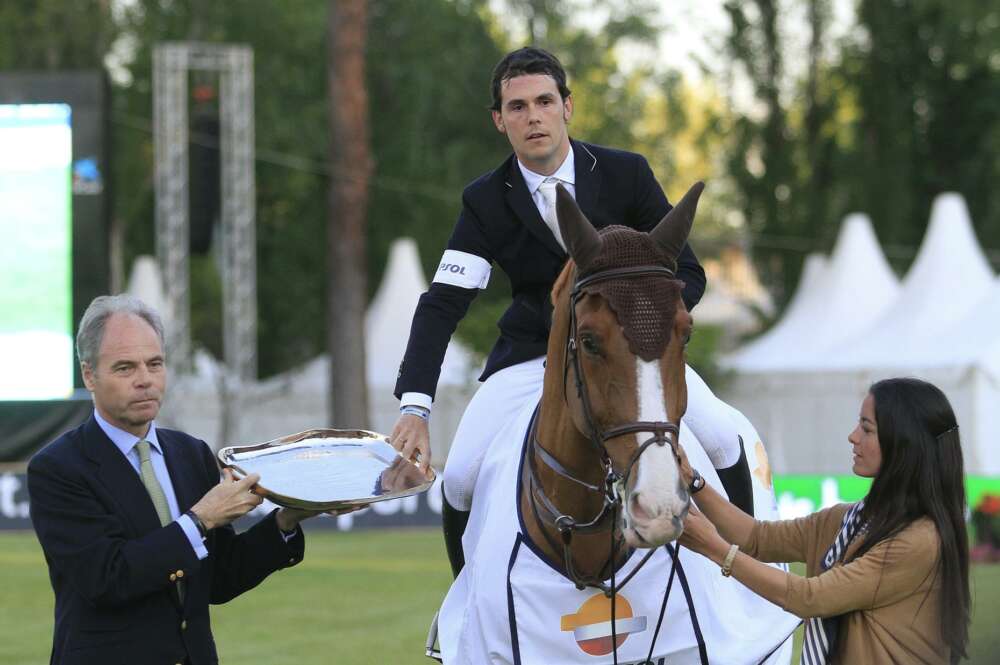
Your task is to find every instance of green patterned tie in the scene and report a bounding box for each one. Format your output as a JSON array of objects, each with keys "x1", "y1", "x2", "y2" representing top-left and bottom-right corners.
[
  {"x1": 135, "y1": 439, "x2": 184, "y2": 603},
  {"x1": 135, "y1": 440, "x2": 171, "y2": 527}
]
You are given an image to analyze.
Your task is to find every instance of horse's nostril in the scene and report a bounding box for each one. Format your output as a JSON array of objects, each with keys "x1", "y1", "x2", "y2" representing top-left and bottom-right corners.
[{"x1": 629, "y1": 493, "x2": 651, "y2": 522}]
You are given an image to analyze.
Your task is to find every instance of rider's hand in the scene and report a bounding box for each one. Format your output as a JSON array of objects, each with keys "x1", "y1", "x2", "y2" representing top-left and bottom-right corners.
[
  {"x1": 190, "y1": 468, "x2": 264, "y2": 530},
  {"x1": 390, "y1": 413, "x2": 431, "y2": 474}
]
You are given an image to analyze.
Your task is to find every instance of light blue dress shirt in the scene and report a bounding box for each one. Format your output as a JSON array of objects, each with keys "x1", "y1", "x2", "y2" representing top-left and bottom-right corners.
[{"x1": 94, "y1": 410, "x2": 209, "y2": 560}]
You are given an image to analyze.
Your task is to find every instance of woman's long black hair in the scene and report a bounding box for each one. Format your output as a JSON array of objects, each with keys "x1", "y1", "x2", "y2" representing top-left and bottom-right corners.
[{"x1": 847, "y1": 378, "x2": 970, "y2": 662}]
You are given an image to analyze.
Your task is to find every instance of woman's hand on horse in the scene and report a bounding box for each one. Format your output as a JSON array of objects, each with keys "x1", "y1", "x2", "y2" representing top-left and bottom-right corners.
[
  {"x1": 390, "y1": 414, "x2": 431, "y2": 474},
  {"x1": 678, "y1": 503, "x2": 729, "y2": 561},
  {"x1": 676, "y1": 441, "x2": 698, "y2": 489}
]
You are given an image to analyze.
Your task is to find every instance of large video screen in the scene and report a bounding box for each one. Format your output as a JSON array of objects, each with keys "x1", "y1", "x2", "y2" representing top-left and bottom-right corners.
[{"x1": 0, "y1": 103, "x2": 74, "y2": 399}]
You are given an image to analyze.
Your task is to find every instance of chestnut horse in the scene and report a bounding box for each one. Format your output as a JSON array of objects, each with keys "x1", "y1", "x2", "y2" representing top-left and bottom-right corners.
[{"x1": 432, "y1": 183, "x2": 798, "y2": 664}]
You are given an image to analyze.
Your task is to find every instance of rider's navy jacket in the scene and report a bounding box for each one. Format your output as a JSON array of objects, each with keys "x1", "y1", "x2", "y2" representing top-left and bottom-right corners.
[{"x1": 394, "y1": 140, "x2": 706, "y2": 401}]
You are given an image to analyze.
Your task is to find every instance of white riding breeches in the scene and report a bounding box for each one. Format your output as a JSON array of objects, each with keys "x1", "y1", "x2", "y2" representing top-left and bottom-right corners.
[
  {"x1": 682, "y1": 365, "x2": 744, "y2": 469},
  {"x1": 442, "y1": 357, "x2": 546, "y2": 510},
  {"x1": 441, "y1": 359, "x2": 742, "y2": 511}
]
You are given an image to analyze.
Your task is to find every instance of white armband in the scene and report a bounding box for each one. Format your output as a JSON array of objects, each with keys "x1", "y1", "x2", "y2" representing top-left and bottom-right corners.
[{"x1": 432, "y1": 250, "x2": 491, "y2": 290}]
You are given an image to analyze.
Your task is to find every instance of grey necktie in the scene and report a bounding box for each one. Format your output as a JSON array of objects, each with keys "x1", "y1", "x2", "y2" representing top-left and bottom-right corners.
[
  {"x1": 537, "y1": 177, "x2": 567, "y2": 251},
  {"x1": 136, "y1": 439, "x2": 171, "y2": 527},
  {"x1": 136, "y1": 439, "x2": 184, "y2": 602}
]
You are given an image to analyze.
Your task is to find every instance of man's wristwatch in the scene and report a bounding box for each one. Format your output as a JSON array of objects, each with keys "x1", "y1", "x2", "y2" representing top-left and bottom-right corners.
[
  {"x1": 185, "y1": 509, "x2": 209, "y2": 539},
  {"x1": 689, "y1": 469, "x2": 706, "y2": 494}
]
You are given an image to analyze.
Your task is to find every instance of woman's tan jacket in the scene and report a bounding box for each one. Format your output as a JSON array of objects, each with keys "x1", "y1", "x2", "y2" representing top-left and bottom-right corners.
[{"x1": 744, "y1": 503, "x2": 948, "y2": 664}]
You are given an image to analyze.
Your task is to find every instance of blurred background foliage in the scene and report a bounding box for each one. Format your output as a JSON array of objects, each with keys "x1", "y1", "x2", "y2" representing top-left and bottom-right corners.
[{"x1": 1, "y1": 0, "x2": 997, "y2": 378}]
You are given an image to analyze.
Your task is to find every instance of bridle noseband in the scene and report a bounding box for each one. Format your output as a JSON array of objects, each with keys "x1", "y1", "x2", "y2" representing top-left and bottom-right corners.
[{"x1": 525, "y1": 263, "x2": 686, "y2": 594}]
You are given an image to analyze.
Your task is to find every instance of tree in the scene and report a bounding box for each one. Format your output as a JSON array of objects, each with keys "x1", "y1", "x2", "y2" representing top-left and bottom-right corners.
[
  {"x1": 843, "y1": 0, "x2": 1000, "y2": 265},
  {"x1": 327, "y1": 0, "x2": 372, "y2": 426},
  {"x1": 110, "y1": 0, "x2": 505, "y2": 375},
  {"x1": 0, "y1": 1, "x2": 116, "y2": 70},
  {"x1": 717, "y1": 0, "x2": 828, "y2": 303},
  {"x1": 364, "y1": 0, "x2": 507, "y2": 358},
  {"x1": 717, "y1": 0, "x2": 1000, "y2": 311}
]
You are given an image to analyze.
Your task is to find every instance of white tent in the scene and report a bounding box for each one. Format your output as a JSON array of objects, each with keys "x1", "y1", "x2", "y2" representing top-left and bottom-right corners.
[
  {"x1": 721, "y1": 253, "x2": 830, "y2": 371},
  {"x1": 820, "y1": 193, "x2": 993, "y2": 370},
  {"x1": 126, "y1": 255, "x2": 168, "y2": 316},
  {"x1": 365, "y1": 238, "x2": 477, "y2": 387},
  {"x1": 724, "y1": 213, "x2": 901, "y2": 372},
  {"x1": 722, "y1": 194, "x2": 1000, "y2": 475}
]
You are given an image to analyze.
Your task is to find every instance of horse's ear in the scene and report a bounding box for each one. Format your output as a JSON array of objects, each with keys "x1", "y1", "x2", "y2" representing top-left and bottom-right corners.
[
  {"x1": 649, "y1": 181, "x2": 704, "y2": 265},
  {"x1": 555, "y1": 183, "x2": 602, "y2": 269}
]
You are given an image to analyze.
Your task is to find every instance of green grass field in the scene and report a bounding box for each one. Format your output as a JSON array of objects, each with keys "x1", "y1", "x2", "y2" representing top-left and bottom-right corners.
[{"x1": 2, "y1": 528, "x2": 998, "y2": 664}]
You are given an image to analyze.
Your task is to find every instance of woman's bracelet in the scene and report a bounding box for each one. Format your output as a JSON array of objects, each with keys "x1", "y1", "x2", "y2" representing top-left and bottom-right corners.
[{"x1": 721, "y1": 543, "x2": 739, "y2": 577}]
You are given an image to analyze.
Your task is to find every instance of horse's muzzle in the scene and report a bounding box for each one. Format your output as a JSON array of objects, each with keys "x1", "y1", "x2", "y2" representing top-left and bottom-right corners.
[{"x1": 622, "y1": 489, "x2": 689, "y2": 548}]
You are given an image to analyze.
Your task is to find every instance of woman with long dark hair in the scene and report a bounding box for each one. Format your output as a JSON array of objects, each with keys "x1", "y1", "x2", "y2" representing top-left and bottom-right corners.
[{"x1": 678, "y1": 377, "x2": 971, "y2": 664}]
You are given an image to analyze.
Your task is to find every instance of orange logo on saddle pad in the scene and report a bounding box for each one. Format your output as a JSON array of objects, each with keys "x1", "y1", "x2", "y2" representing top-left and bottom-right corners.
[{"x1": 560, "y1": 592, "x2": 647, "y2": 656}]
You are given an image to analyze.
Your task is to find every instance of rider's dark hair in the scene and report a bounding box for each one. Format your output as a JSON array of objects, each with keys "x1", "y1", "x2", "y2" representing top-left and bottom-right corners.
[
  {"x1": 847, "y1": 377, "x2": 969, "y2": 662},
  {"x1": 489, "y1": 47, "x2": 571, "y2": 112}
]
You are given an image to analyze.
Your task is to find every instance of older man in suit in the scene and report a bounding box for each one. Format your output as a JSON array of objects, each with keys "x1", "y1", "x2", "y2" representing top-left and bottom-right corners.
[
  {"x1": 387, "y1": 47, "x2": 756, "y2": 578},
  {"x1": 28, "y1": 295, "x2": 316, "y2": 665}
]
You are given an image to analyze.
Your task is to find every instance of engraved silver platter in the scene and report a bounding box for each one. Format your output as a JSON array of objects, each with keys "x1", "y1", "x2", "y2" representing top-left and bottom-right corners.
[{"x1": 217, "y1": 428, "x2": 435, "y2": 511}]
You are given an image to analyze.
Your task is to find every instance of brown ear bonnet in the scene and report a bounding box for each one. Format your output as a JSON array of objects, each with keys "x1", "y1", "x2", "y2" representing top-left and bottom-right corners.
[
  {"x1": 576, "y1": 225, "x2": 683, "y2": 361},
  {"x1": 554, "y1": 182, "x2": 703, "y2": 361}
]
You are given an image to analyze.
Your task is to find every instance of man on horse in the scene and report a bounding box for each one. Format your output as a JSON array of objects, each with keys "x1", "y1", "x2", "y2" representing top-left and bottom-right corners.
[
  {"x1": 389, "y1": 47, "x2": 752, "y2": 576},
  {"x1": 431, "y1": 182, "x2": 799, "y2": 664}
]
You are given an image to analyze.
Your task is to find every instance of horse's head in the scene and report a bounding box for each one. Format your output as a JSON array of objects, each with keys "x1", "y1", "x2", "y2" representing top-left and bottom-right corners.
[{"x1": 549, "y1": 182, "x2": 702, "y2": 549}]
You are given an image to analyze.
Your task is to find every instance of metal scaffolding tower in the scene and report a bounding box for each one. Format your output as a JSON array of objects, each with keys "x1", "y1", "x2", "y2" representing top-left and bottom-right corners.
[{"x1": 153, "y1": 43, "x2": 257, "y2": 381}]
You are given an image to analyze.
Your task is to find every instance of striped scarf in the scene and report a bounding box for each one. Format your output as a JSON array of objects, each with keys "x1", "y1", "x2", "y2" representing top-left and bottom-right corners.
[{"x1": 800, "y1": 500, "x2": 866, "y2": 665}]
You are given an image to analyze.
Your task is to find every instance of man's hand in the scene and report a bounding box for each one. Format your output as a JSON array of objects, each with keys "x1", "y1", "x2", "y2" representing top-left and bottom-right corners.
[
  {"x1": 390, "y1": 413, "x2": 431, "y2": 474},
  {"x1": 190, "y1": 468, "x2": 264, "y2": 530}
]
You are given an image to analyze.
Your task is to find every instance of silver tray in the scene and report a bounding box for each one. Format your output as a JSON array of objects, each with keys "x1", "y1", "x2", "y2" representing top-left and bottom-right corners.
[{"x1": 217, "y1": 428, "x2": 435, "y2": 511}]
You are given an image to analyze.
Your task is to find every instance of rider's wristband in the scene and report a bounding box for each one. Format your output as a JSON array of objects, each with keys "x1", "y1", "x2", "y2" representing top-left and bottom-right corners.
[{"x1": 400, "y1": 405, "x2": 430, "y2": 421}]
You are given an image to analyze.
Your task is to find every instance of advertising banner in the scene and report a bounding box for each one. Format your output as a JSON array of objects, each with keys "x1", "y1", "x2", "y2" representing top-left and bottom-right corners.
[{"x1": 2, "y1": 469, "x2": 998, "y2": 532}]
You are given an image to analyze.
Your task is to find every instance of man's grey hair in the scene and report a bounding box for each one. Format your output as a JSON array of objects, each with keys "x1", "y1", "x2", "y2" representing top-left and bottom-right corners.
[{"x1": 76, "y1": 294, "x2": 166, "y2": 368}]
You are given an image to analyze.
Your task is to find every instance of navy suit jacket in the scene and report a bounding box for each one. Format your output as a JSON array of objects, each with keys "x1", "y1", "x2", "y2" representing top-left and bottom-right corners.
[
  {"x1": 395, "y1": 139, "x2": 706, "y2": 399},
  {"x1": 27, "y1": 415, "x2": 305, "y2": 665}
]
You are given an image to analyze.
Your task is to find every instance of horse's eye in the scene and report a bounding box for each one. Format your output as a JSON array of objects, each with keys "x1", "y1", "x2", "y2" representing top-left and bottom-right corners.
[
  {"x1": 580, "y1": 334, "x2": 601, "y2": 355},
  {"x1": 683, "y1": 330, "x2": 693, "y2": 347}
]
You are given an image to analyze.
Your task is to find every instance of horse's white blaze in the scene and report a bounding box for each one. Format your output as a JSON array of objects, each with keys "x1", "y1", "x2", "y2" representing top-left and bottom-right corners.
[{"x1": 626, "y1": 358, "x2": 685, "y2": 543}]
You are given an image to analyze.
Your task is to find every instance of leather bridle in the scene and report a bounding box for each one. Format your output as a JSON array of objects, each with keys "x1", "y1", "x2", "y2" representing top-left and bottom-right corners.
[{"x1": 524, "y1": 263, "x2": 691, "y2": 594}]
